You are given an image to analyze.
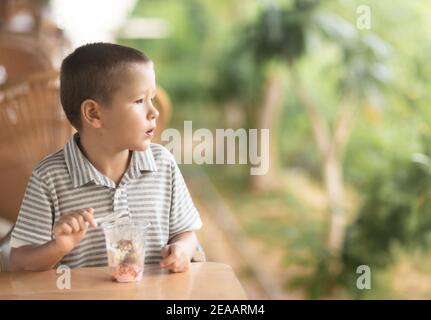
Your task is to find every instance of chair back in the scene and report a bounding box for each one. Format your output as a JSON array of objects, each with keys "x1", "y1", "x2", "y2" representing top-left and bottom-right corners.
[
  {"x1": 0, "y1": 70, "x2": 72, "y2": 223},
  {"x1": 0, "y1": 32, "x2": 52, "y2": 86}
]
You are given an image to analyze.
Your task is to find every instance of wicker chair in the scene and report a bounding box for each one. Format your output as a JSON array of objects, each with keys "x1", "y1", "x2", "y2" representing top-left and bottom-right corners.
[
  {"x1": 0, "y1": 70, "x2": 72, "y2": 224},
  {"x1": 0, "y1": 70, "x2": 72, "y2": 271},
  {"x1": 0, "y1": 32, "x2": 53, "y2": 86}
]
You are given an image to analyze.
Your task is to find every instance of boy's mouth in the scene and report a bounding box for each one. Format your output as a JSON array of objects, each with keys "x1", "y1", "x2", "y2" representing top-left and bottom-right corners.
[{"x1": 145, "y1": 127, "x2": 155, "y2": 137}]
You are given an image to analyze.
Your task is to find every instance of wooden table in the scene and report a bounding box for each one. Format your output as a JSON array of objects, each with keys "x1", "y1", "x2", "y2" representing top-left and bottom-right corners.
[{"x1": 0, "y1": 262, "x2": 247, "y2": 300}]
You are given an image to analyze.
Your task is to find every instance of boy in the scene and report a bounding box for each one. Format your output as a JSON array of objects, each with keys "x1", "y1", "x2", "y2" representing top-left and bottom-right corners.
[{"x1": 9, "y1": 43, "x2": 203, "y2": 273}]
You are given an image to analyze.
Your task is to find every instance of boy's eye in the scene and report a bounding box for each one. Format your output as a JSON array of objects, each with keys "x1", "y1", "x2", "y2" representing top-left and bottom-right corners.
[{"x1": 134, "y1": 99, "x2": 144, "y2": 104}]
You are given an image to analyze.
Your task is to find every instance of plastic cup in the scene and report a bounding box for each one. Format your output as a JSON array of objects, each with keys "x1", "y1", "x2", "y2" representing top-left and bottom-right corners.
[{"x1": 102, "y1": 218, "x2": 151, "y2": 282}]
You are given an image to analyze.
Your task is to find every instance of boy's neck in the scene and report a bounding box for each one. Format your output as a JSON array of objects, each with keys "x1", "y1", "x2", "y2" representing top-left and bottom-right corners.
[{"x1": 77, "y1": 132, "x2": 132, "y2": 186}]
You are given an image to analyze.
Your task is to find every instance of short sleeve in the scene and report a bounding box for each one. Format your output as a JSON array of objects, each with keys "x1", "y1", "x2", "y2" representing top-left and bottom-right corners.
[
  {"x1": 10, "y1": 172, "x2": 55, "y2": 248},
  {"x1": 169, "y1": 160, "x2": 203, "y2": 239}
]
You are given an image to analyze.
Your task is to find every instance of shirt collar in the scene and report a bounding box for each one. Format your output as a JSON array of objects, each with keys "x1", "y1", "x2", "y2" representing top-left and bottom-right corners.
[{"x1": 64, "y1": 133, "x2": 158, "y2": 188}]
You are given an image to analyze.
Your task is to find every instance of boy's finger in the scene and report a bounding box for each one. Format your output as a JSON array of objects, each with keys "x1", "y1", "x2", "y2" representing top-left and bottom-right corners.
[
  {"x1": 160, "y1": 260, "x2": 176, "y2": 270},
  {"x1": 59, "y1": 223, "x2": 72, "y2": 235},
  {"x1": 160, "y1": 245, "x2": 171, "y2": 258},
  {"x1": 67, "y1": 217, "x2": 80, "y2": 233},
  {"x1": 81, "y1": 210, "x2": 97, "y2": 228},
  {"x1": 167, "y1": 261, "x2": 188, "y2": 273},
  {"x1": 170, "y1": 263, "x2": 187, "y2": 273},
  {"x1": 160, "y1": 253, "x2": 177, "y2": 268},
  {"x1": 76, "y1": 214, "x2": 87, "y2": 230}
]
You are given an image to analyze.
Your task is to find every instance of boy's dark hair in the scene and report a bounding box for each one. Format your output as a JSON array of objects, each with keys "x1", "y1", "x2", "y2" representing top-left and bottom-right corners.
[{"x1": 60, "y1": 42, "x2": 151, "y2": 130}]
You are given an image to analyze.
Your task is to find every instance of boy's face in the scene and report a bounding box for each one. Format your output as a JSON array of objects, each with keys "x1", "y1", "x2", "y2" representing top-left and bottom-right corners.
[{"x1": 99, "y1": 62, "x2": 159, "y2": 151}]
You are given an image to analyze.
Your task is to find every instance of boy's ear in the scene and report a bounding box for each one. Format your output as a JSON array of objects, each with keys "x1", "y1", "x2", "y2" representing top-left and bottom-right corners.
[{"x1": 81, "y1": 99, "x2": 102, "y2": 129}]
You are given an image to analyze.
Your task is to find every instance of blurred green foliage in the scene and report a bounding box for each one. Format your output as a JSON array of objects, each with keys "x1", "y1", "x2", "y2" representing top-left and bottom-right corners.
[
  {"x1": 119, "y1": 0, "x2": 431, "y2": 298},
  {"x1": 342, "y1": 133, "x2": 431, "y2": 296}
]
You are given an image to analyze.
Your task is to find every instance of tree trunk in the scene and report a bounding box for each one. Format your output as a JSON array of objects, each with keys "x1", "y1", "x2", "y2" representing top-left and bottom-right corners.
[
  {"x1": 323, "y1": 149, "x2": 346, "y2": 256},
  {"x1": 251, "y1": 65, "x2": 285, "y2": 191},
  {"x1": 289, "y1": 65, "x2": 351, "y2": 258}
]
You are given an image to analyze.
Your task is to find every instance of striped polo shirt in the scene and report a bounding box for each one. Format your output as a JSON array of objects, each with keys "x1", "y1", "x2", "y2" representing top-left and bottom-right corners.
[{"x1": 10, "y1": 133, "x2": 202, "y2": 268}]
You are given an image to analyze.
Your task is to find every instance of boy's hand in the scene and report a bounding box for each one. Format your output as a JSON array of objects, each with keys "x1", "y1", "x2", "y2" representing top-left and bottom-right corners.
[
  {"x1": 160, "y1": 243, "x2": 191, "y2": 273},
  {"x1": 53, "y1": 208, "x2": 97, "y2": 253}
]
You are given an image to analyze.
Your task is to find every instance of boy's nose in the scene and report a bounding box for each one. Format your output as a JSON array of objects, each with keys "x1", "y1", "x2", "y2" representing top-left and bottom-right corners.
[{"x1": 148, "y1": 105, "x2": 160, "y2": 120}]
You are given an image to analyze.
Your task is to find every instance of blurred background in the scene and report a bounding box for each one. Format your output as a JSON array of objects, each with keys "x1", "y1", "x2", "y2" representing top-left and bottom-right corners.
[{"x1": 1, "y1": 0, "x2": 431, "y2": 299}]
